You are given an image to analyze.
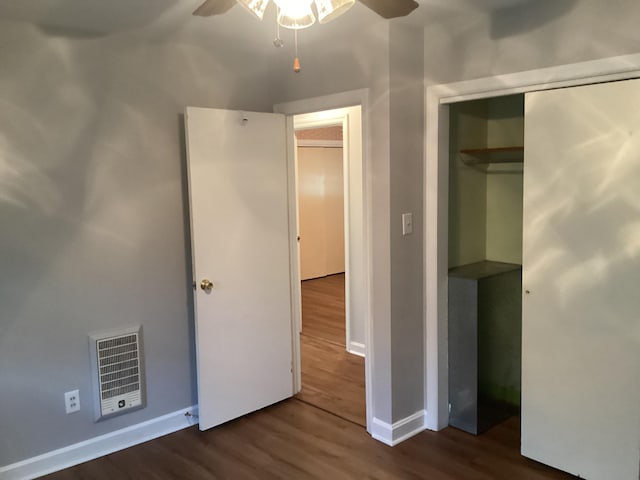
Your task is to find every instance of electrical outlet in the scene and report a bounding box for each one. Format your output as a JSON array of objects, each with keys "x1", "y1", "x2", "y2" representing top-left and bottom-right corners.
[{"x1": 65, "y1": 390, "x2": 80, "y2": 414}]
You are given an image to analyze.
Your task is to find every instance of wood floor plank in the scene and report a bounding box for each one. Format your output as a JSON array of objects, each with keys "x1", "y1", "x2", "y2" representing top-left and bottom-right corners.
[
  {"x1": 301, "y1": 274, "x2": 346, "y2": 346},
  {"x1": 297, "y1": 273, "x2": 366, "y2": 427},
  {"x1": 296, "y1": 335, "x2": 366, "y2": 427},
  {"x1": 43, "y1": 400, "x2": 577, "y2": 480}
]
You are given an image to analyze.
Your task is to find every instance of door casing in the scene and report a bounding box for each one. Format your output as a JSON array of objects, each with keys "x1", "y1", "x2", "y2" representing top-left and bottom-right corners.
[
  {"x1": 294, "y1": 107, "x2": 364, "y2": 357},
  {"x1": 276, "y1": 89, "x2": 373, "y2": 432},
  {"x1": 424, "y1": 53, "x2": 640, "y2": 431}
]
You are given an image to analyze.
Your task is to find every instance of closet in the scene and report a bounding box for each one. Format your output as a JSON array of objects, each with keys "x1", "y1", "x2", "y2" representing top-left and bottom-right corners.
[
  {"x1": 447, "y1": 81, "x2": 640, "y2": 480},
  {"x1": 447, "y1": 94, "x2": 524, "y2": 434}
]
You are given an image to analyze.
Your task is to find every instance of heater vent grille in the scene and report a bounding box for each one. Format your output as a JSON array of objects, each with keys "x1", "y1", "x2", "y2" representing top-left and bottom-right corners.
[{"x1": 90, "y1": 326, "x2": 146, "y2": 421}]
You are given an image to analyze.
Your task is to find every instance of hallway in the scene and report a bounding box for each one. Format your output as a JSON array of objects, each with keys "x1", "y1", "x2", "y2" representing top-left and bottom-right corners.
[{"x1": 295, "y1": 274, "x2": 366, "y2": 427}]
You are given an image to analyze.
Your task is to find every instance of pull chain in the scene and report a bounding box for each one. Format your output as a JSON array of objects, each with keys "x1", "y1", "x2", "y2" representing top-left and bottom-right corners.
[
  {"x1": 293, "y1": 29, "x2": 301, "y2": 73},
  {"x1": 273, "y1": 7, "x2": 284, "y2": 47}
]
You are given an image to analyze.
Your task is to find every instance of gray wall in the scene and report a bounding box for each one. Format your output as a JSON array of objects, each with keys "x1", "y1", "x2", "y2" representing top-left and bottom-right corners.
[
  {"x1": 0, "y1": 9, "x2": 273, "y2": 466},
  {"x1": 4, "y1": 0, "x2": 640, "y2": 468},
  {"x1": 389, "y1": 23, "x2": 425, "y2": 422},
  {"x1": 423, "y1": 0, "x2": 640, "y2": 85},
  {"x1": 448, "y1": 100, "x2": 488, "y2": 268}
]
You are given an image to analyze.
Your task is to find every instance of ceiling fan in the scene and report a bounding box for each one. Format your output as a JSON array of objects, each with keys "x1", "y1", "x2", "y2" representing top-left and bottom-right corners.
[
  {"x1": 193, "y1": 0, "x2": 419, "y2": 72},
  {"x1": 193, "y1": 0, "x2": 419, "y2": 23}
]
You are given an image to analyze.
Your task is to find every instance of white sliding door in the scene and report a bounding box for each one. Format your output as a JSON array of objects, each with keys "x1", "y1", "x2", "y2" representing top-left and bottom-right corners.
[{"x1": 522, "y1": 79, "x2": 640, "y2": 479}]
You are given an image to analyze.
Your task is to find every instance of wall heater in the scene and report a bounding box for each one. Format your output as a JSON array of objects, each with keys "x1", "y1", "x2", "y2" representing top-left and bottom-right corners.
[{"x1": 89, "y1": 325, "x2": 146, "y2": 422}]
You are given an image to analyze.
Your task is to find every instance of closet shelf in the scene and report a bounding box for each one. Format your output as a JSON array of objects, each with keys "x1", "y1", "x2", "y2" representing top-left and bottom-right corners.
[
  {"x1": 459, "y1": 146, "x2": 524, "y2": 172},
  {"x1": 460, "y1": 146, "x2": 523, "y2": 164}
]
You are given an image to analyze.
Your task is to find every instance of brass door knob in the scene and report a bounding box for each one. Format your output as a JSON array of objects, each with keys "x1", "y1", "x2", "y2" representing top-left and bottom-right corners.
[{"x1": 200, "y1": 279, "x2": 214, "y2": 293}]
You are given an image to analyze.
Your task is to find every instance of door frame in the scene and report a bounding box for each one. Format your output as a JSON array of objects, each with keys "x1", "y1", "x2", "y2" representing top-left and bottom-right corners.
[
  {"x1": 275, "y1": 89, "x2": 373, "y2": 431},
  {"x1": 293, "y1": 109, "x2": 359, "y2": 356},
  {"x1": 424, "y1": 53, "x2": 640, "y2": 431}
]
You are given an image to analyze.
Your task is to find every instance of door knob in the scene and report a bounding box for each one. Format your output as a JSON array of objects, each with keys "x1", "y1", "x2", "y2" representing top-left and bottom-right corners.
[{"x1": 200, "y1": 279, "x2": 214, "y2": 293}]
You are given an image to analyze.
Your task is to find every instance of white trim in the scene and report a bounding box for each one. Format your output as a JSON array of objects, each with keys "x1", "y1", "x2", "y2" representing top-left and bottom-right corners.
[
  {"x1": 296, "y1": 139, "x2": 343, "y2": 148},
  {"x1": 276, "y1": 89, "x2": 374, "y2": 434},
  {"x1": 371, "y1": 410, "x2": 426, "y2": 447},
  {"x1": 348, "y1": 341, "x2": 366, "y2": 358},
  {"x1": 285, "y1": 116, "x2": 303, "y2": 395},
  {"x1": 424, "y1": 53, "x2": 640, "y2": 432},
  {"x1": 274, "y1": 89, "x2": 368, "y2": 117},
  {"x1": 0, "y1": 406, "x2": 198, "y2": 480}
]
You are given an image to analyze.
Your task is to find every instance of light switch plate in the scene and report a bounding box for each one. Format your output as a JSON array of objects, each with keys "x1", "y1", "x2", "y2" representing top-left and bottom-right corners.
[{"x1": 402, "y1": 213, "x2": 413, "y2": 236}]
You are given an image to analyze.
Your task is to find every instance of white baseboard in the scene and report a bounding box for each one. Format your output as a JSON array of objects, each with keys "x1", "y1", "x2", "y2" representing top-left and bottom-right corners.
[
  {"x1": 348, "y1": 341, "x2": 366, "y2": 357},
  {"x1": 0, "y1": 406, "x2": 198, "y2": 480},
  {"x1": 371, "y1": 410, "x2": 426, "y2": 447}
]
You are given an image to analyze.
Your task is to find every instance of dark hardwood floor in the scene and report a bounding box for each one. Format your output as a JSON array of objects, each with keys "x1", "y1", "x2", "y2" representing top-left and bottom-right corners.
[
  {"x1": 297, "y1": 333, "x2": 366, "y2": 427},
  {"x1": 43, "y1": 274, "x2": 577, "y2": 479},
  {"x1": 299, "y1": 273, "x2": 347, "y2": 346},
  {"x1": 43, "y1": 400, "x2": 576, "y2": 479},
  {"x1": 296, "y1": 274, "x2": 366, "y2": 427}
]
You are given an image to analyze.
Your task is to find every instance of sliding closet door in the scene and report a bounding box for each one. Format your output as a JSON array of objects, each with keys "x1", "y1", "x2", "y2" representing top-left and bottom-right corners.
[{"x1": 522, "y1": 79, "x2": 640, "y2": 480}]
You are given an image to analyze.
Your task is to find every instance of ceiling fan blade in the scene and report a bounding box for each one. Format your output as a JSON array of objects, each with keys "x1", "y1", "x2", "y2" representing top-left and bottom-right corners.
[
  {"x1": 357, "y1": 0, "x2": 419, "y2": 19},
  {"x1": 193, "y1": 0, "x2": 237, "y2": 17}
]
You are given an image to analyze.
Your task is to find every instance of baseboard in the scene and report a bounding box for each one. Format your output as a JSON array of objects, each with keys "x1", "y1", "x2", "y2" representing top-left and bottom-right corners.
[
  {"x1": 0, "y1": 405, "x2": 198, "y2": 480},
  {"x1": 348, "y1": 341, "x2": 366, "y2": 357},
  {"x1": 371, "y1": 410, "x2": 426, "y2": 447}
]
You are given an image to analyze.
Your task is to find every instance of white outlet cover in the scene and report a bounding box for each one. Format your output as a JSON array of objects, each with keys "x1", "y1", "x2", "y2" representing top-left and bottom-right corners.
[
  {"x1": 402, "y1": 213, "x2": 413, "y2": 236},
  {"x1": 65, "y1": 390, "x2": 80, "y2": 414}
]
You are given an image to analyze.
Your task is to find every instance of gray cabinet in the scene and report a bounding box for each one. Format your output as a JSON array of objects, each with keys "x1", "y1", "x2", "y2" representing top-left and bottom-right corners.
[{"x1": 448, "y1": 261, "x2": 521, "y2": 434}]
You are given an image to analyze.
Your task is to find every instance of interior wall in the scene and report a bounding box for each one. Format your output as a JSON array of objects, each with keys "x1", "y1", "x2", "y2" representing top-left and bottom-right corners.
[
  {"x1": 297, "y1": 145, "x2": 345, "y2": 280},
  {"x1": 448, "y1": 95, "x2": 524, "y2": 268},
  {"x1": 423, "y1": 0, "x2": 640, "y2": 86},
  {"x1": 448, "y1": 100, "x2": 488, "y2": 268},
  {"x1": 485, "y1": 96, "x2": 524, "y2": 265},
  {"x1": 485, "y1": 174, "x2": 523, "y2": 264},
  {"x1": 389, "y1": 23, "x2": 425, "y2": 421},
  {"x1": 0, "y1": 14, "x2": 273, "y2": 467}
]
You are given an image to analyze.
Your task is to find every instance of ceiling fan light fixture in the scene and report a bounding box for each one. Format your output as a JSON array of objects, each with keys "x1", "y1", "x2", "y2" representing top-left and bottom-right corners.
[
  {"x1": 236, "y1": 0, "x2": 270, "y2": 20},
  {"x1": 275, "y1": 0, "x2": 316, "y2": 29},
  {"x1": 314, "y1": 0, "x2": 355, "y2": 24}
]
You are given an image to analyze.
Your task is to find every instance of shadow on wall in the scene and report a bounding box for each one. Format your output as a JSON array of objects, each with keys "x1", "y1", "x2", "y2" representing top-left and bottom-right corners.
[
  {"x1": 489, "y1": 0, "x2": 578, "y2": 39},
  {"x1": 0, "y1": 0, "x2": 177, "y2": 38},
  {"x1": 0, "y1": 20, "x2": 200, "y2": 464}
]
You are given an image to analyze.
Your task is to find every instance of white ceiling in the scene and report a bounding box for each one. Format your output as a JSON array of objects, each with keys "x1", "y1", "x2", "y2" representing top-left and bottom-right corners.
[{"x1": 0, "y1": 0, "x2": 537, "y2": 36}]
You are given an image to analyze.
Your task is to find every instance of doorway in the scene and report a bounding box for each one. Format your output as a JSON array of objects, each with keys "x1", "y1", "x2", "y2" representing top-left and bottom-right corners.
[
  {"x1": 276, "y1": 91, "x2": 372, "y2": 431},
  {"x1": 291, "y1": 108, "x2": 367, "y2": 427},
  {"x1": 446, "y1": 95, "x2": 524, "y2": 436}
]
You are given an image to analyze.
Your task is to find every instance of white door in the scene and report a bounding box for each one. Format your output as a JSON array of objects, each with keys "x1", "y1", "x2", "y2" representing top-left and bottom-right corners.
[
  {"x1": 184, "y1": 107, "x2": 294, "y2": 430},
  {"x1": 522, "y1": 80, "x2": 640, "y2": 479}
]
